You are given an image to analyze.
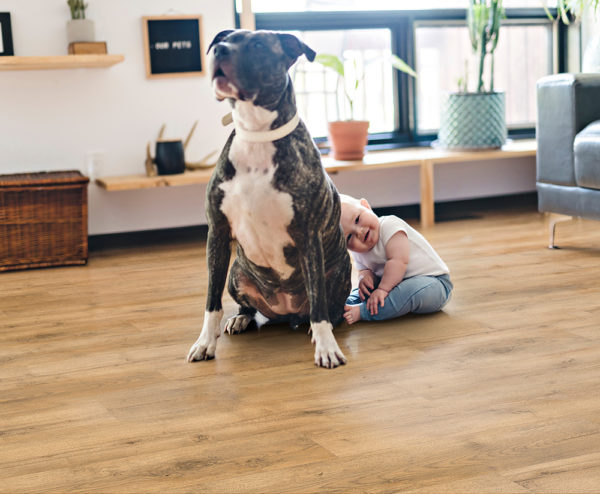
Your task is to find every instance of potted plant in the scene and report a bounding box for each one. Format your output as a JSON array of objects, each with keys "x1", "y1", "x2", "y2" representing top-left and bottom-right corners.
[
  {"x1": 542, "y1": 0, "x2": 599, "y2": 23},
  {"x1": 543, "y1": 0, "x2": 600, "y2": 72},
  {"x1": 316, "y1": 52, "x2": 417, "y2": 160},
  {"x1": 66, "y1": 0, "x2": 95, "y2": 44},
  {"x1": 438, "y1": 0, "x2": 507, "y2": 150}
]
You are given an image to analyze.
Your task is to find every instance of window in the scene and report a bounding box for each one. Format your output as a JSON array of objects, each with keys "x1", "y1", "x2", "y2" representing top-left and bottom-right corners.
[
  {"x1": 292, "y1": 29, "x2": 395, "y2": 137},
  {"x1": 415, "y1": 20, "x2": 554, "y2": 133},
  {"x1": 240, "y1": 1, "x2": 551, "y2": 12},
  {"x1": 241, "y1": 3, "x2": 563, "y2": 147}
]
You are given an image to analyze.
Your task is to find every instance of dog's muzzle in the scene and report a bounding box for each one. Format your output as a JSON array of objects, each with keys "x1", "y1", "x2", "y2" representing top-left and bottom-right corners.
[{"x1": 210, "y1": 44, "x2": 250, "y2": 101}]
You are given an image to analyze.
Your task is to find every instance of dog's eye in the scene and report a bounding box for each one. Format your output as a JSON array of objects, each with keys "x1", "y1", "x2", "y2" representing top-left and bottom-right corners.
[
  {"x1": 355, "y1": 215, "x2": 359, "y2": 224},
  {"x1": 253, "y1": 41, "x2": 265, "y2": 51}
]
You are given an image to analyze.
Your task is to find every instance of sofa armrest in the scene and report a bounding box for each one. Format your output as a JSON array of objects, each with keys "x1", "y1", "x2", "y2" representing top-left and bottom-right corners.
[{"x1": 536, "y1": 73, "x2": 600, "y2": 186}]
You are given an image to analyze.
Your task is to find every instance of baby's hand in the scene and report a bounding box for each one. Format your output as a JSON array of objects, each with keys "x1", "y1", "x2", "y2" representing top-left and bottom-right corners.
[
  {"x1": 367, "y1": 288, "x2": 389, "y2": 315},
  {"x1": 358, "y1": 271, "x2": 376, "y2": 300}
]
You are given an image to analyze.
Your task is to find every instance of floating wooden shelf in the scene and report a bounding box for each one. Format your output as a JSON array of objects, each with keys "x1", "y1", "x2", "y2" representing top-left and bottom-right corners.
[
  {"x1": 95, "y1": 140, "x2": 536, "y2": 227},
  {"x1": 95, "y1": 168, "x2": 215, "y2": 191},
  {"x1": 97, "y1": 140, "x2": 536, "y2": 191},
  {"x1": 0, "y1": 54, "x2": 125, "y2": 71}
]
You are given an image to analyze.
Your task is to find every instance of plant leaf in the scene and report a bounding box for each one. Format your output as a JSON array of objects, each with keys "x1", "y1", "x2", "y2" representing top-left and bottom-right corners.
[
  {"x1": 314, "y1": 53, "x2": 345, "y2": 77},
  {"x1": 390, "y1": 55, "x2": 417, "y2": 78},
  {"x1": 541, "y1": 0, "x2": 555, "y2": 21}
]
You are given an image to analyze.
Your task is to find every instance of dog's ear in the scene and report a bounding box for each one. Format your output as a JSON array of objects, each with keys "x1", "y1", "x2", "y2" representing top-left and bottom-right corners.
[
  {"x1": 277, "y1": 33, "x2": 316, "y2": 67},
  {"x1": 207, "y1": 29, "x2": 235, "y2": 54}
]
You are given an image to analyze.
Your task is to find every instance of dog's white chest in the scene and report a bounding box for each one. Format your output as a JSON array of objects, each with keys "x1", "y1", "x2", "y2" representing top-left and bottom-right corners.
[{"x1": 220, "y1": 146, "x2": 295, "y2": 279}]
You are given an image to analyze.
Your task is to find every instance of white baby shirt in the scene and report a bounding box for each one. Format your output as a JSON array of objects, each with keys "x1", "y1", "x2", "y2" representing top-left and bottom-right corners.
[{"x1": 352, "y1": 215, "x2": 449, "y2": 279}]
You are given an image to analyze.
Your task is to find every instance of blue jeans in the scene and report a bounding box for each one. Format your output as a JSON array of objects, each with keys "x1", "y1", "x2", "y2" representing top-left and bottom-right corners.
[{"x1": 345, "y1": 274, "x2": 453, "y2": 321}]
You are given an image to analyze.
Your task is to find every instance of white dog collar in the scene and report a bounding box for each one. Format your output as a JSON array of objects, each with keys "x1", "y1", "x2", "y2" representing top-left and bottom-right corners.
[{"x1": 222, "y1": 112, "x2": 300, "y2": 143}]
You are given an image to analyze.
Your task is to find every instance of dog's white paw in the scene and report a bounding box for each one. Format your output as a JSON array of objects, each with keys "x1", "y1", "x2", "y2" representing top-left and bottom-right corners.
[
  {"x1": 187, "y1": 335, "x2": 217, "y2": 361},
  {"x1": 187, "y1": 310, "x2": 223, "y2": 362},
  {"x1": 310, "y1": 321, "x2": 347, "y2": 369},
  {"x1": 224, "y1": 314, "x2": 252, "y2": 335}
]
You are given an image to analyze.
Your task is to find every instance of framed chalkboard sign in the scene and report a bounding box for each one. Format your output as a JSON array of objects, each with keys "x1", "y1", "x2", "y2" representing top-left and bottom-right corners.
[
  {"x1": 0, "y1": 12, "x2": 14, "y2": 56},
  {"x1": 142, "y1": 15, "x2": 204, "y2": 79}
]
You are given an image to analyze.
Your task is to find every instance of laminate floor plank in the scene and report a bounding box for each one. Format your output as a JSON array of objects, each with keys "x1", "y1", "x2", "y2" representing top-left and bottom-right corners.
[{"x1": 1, "y1": 208, "x2": 600, "y2": 492}]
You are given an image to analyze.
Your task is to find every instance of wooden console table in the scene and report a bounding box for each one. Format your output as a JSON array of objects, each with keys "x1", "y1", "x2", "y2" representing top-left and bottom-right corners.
[
  {"x1": 322, "y1": 139, "x2": 537, "y2": 227},
  {"x1": 96, "y1": 139, "x2": 536, "y2": 228}
]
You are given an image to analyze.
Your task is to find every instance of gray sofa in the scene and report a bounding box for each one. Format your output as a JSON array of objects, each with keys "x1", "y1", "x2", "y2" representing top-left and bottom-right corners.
[{"x1": 536, "y1": 73, "x2": 600, "y2": 248}]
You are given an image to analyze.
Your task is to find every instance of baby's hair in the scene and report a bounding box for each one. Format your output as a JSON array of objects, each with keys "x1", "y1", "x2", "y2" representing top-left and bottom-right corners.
[{"x1": 339, "y1": 193, "x2": 361, "y2": 206}]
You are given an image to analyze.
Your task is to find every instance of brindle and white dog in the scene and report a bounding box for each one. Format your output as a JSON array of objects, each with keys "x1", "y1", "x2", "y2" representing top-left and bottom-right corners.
[{"x1": 186, "y1": 29, "x2": 351, "y2": 368}]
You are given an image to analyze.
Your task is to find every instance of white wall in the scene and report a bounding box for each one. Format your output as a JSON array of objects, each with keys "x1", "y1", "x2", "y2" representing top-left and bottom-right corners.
[{"x1": 0, "y1": 0, "x2": 535, "y2": 235}]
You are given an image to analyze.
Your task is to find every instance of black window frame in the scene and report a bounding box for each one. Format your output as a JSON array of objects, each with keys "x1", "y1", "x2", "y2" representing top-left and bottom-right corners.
[{"x1": 235, "y1": 7, "x2": 567, "y2": 150}]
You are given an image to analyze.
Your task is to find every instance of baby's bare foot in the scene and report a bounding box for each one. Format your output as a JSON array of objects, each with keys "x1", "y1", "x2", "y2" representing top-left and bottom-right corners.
[{"x1": 343, "y1": 304, "x2": 362, "y2": 325}]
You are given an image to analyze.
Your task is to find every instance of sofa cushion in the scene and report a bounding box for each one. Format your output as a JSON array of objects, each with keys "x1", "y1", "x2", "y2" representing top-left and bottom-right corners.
[{"x1": 574, "y1": 120, "x2": 600, "y2": 190}]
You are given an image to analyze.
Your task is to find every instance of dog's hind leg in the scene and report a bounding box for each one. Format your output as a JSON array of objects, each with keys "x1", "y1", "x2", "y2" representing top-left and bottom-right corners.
[
  {"x1": 224, "y1": 309, "x2": 256, "y2": 335},
  {"x1": 225, "y1": 260, "x2": 258, "y2": 335}
]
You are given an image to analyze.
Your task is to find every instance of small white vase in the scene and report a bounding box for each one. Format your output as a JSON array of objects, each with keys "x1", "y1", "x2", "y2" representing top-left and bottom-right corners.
[
  {"x1": 582, "y1": 33, "x2": 600, "y2": 73},
  {"x1": 67, "y1": 19, "x2": 95, "y2": 44}
]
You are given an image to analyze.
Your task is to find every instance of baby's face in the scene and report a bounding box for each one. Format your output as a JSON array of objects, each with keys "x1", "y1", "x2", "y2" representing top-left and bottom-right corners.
[{"x1": 340, "y1": 201, "x2": 380, "y2": 253}]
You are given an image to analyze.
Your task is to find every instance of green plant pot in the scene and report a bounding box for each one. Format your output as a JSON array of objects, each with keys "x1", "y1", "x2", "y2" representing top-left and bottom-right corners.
[{"x1": 437, "y1": 91, "x2": 506, "y2": 150}]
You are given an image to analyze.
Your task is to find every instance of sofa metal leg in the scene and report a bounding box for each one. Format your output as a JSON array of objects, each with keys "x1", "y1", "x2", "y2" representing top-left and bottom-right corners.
[{"x1": 548, "y1": 213, "x2": 573, "y2": 249}]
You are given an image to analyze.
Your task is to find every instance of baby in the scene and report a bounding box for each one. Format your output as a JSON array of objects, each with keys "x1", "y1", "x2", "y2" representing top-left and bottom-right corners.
[{"x1": 339, "y1": 194, "x2": 453, "y2": 324}]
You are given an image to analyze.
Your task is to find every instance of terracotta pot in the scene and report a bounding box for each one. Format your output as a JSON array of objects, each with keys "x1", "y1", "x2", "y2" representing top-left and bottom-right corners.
[{"x1": 328, "y1": 120, "x2": 369, "y2": 161}]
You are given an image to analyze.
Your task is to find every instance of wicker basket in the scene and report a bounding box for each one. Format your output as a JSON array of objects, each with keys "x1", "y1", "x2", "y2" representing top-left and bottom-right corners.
[{"x1": 0, "y1": 171, "x2": 89, "y2": 271}]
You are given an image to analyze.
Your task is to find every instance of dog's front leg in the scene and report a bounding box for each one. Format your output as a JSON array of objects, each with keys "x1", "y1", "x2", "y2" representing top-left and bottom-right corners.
[
  {"x1": 187, "y1": 223, "x2": 231, "y2": 362},
  {"x1": 301, "y1": 236, "x2": 347, "y2": 369}
]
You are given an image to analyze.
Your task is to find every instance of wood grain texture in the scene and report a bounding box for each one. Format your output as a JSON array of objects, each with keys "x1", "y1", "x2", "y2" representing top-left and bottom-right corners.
[
  {"x1": 0, "y1": 55, "x2": 125, "y2": 71},
  {"x1": 95, "y1": 168, "x2": 214, "y2": 191},
  {"x1": 96, "y1": 139, "x2": 536, "y2": 192},
  {"x1": 1, "y1": 207, "x2": 599, "y2": 493},
  {"x1": 95, "y1": 140, "x2": 535, "y2": 230}
]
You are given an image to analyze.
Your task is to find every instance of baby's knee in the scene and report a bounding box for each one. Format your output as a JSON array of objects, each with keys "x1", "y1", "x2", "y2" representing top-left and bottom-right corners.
[{"x1": 412, "y1": 281, "x2": 449, "y2": 314}]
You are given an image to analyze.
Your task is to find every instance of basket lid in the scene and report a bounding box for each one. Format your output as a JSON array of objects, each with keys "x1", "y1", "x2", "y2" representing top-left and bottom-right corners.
[{"x1": 0, "y1": 170, "x2": 89, "y2": 187}]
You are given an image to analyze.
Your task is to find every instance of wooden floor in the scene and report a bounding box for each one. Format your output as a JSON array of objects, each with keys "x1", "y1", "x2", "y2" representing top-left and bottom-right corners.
[{"x1": 1, "y1": 207, "x2": 600, "y2": 493}]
